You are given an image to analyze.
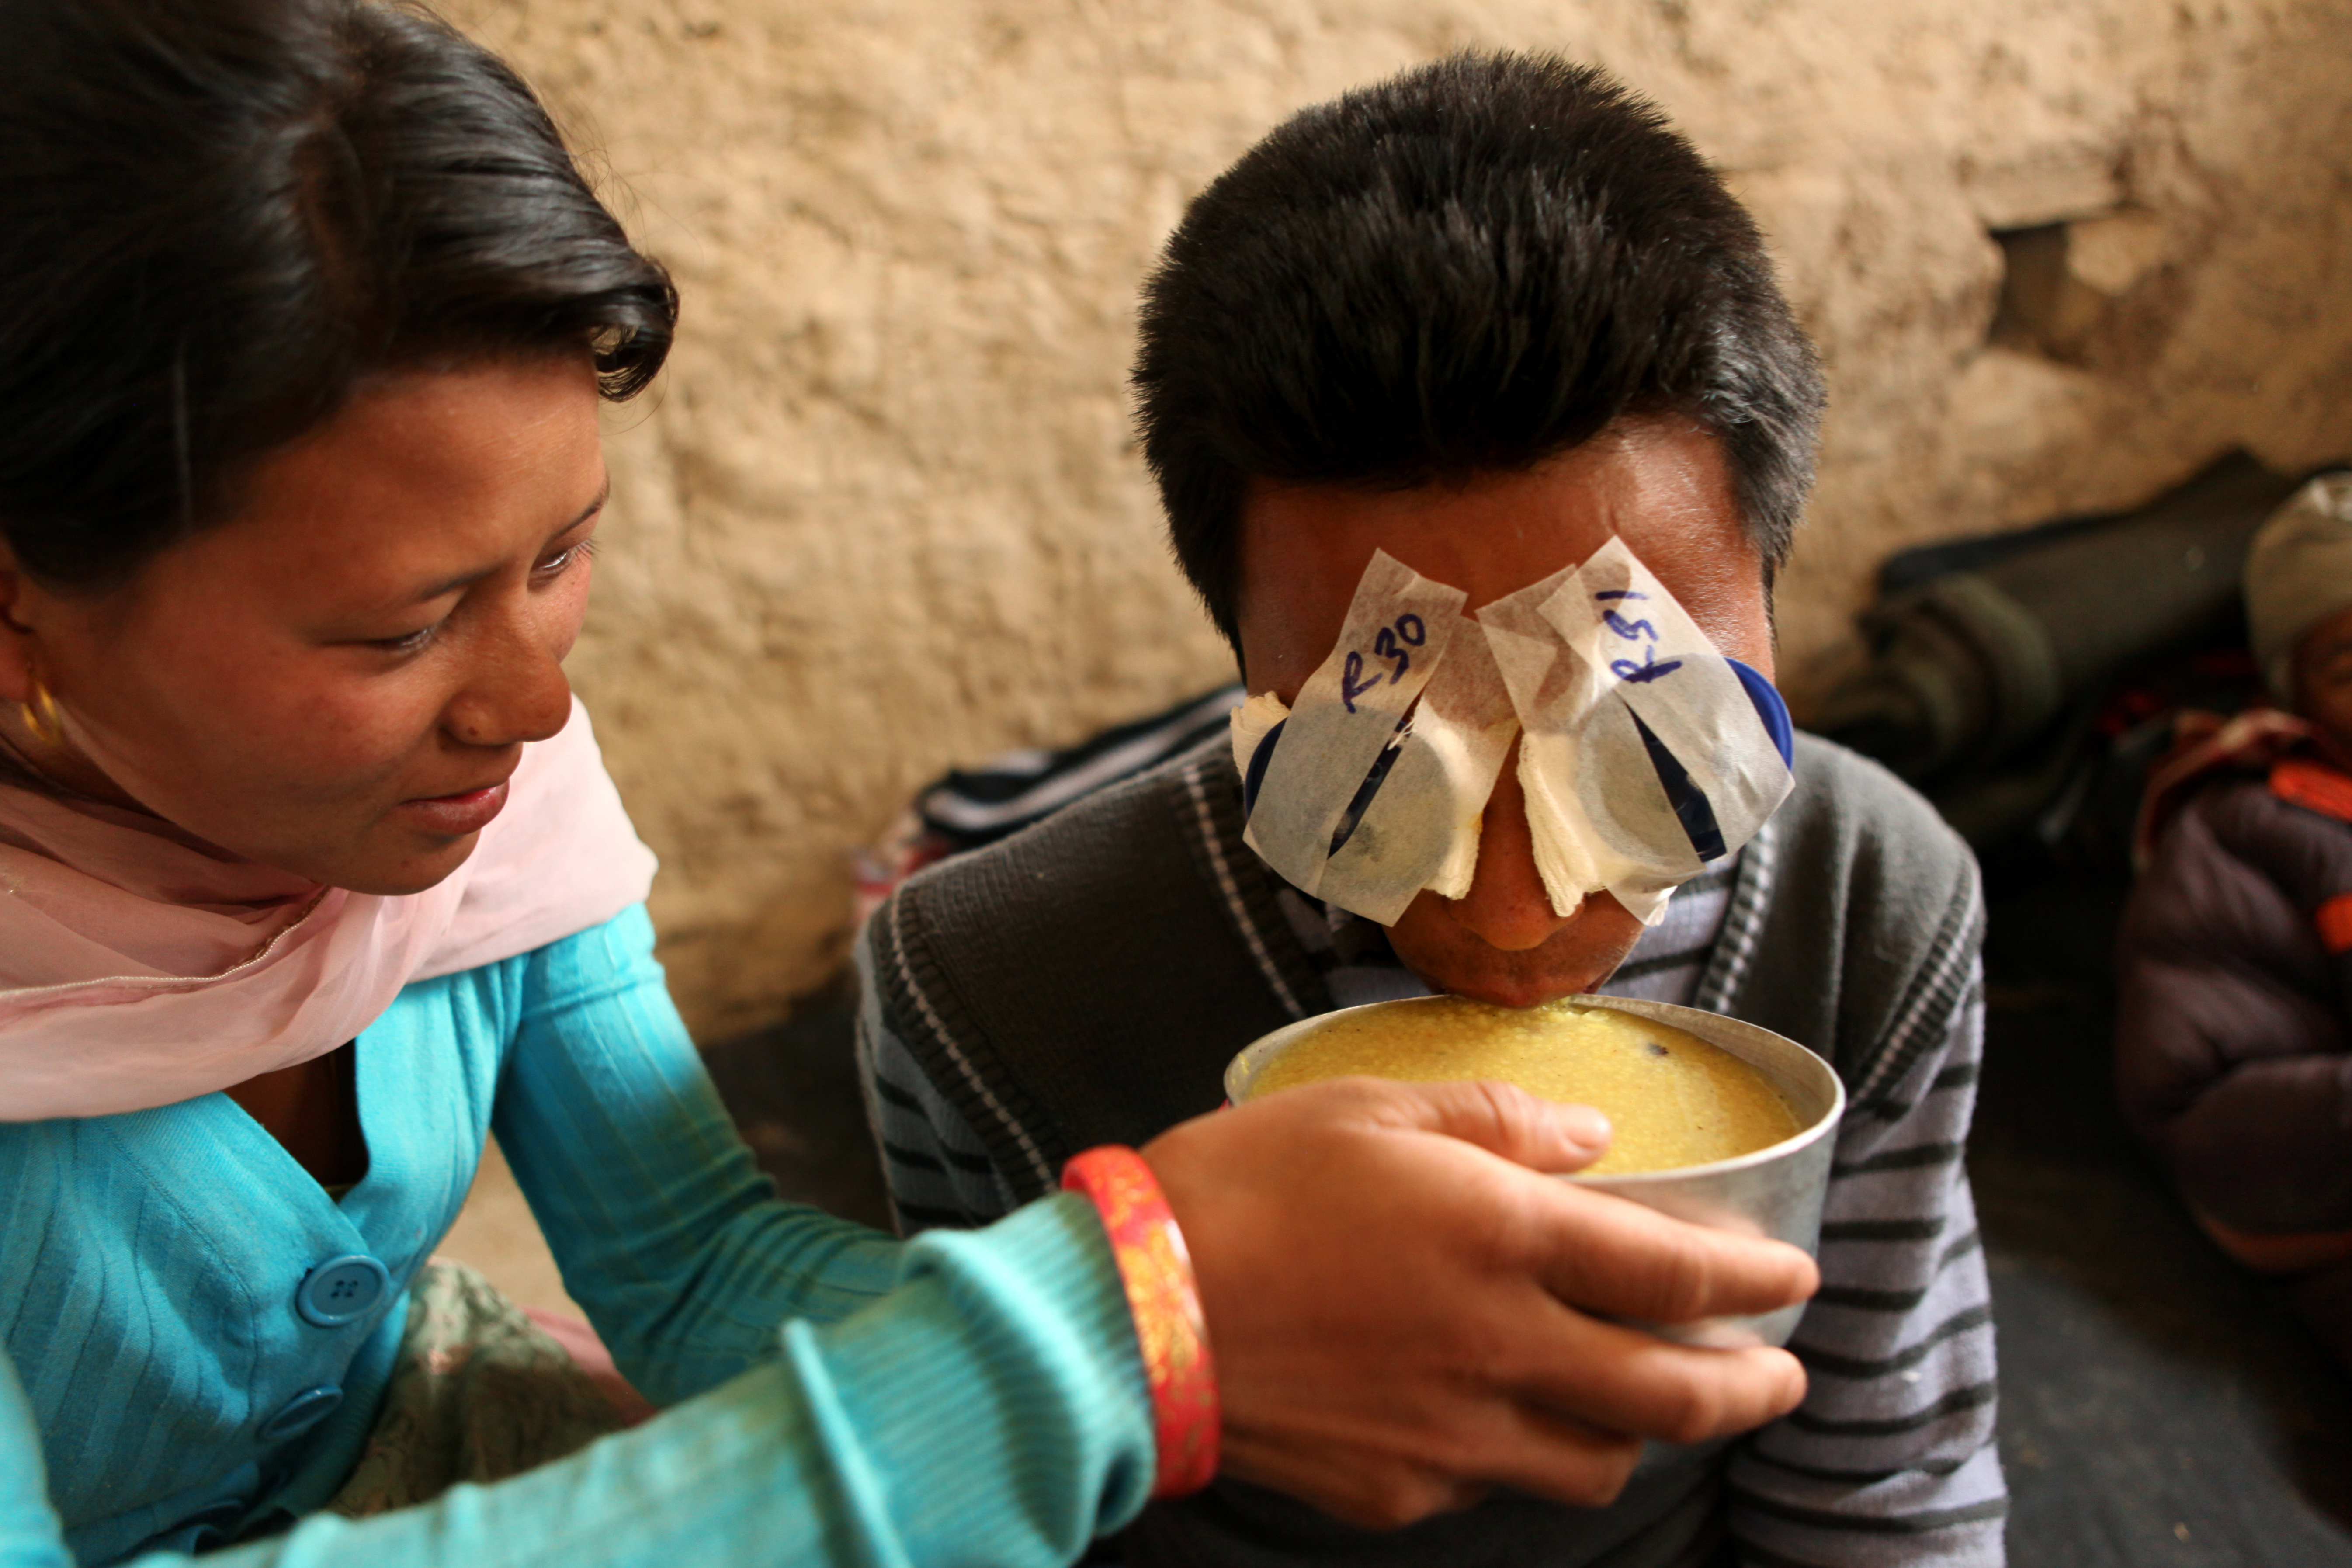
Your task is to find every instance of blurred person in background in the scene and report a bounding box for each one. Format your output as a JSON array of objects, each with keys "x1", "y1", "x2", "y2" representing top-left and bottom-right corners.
[{"x1": 2117, "y1": 471, "x2": 2352, "y2": 1367}]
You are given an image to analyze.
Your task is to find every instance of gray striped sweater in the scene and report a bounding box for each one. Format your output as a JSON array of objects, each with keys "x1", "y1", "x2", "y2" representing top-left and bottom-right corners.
[{"x1": 855, "y1": 732, "x2": 2003, "y2": 1567}]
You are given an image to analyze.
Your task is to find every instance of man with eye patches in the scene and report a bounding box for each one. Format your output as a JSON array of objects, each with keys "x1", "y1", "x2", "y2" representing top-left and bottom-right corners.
[{"x1": 855, "y1": 52, "x2": 2005, "y2": 1568}]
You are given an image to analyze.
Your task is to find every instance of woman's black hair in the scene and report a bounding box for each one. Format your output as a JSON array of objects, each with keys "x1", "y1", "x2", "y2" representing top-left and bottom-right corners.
[
  {"x1": 0, "y1": 0, "x2": 677, "y2": 588},
  {"x1": 1134, "y1": 52, "x2": 1826, "y2": 646}
]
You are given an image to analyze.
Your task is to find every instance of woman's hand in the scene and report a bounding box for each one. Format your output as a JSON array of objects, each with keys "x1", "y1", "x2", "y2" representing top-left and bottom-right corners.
[{"x1": 1142, "y1": 1076, "x2": 1817, "y2": 1527}]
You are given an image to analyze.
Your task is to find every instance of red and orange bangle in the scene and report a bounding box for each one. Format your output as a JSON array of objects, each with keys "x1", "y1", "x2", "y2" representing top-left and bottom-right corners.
[{"x1": 1062, "y1": 1145, "x2": 1221, "y2": 1498}]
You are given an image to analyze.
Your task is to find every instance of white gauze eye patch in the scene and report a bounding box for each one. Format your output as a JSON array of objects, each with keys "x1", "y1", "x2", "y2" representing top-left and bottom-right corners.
[
  {"x1": 1232, "y1": 552, "x2": 1505, "y2": 923},
  {"x1": 1233, "y1": 541, "x2": 1794, "y2": 927}
]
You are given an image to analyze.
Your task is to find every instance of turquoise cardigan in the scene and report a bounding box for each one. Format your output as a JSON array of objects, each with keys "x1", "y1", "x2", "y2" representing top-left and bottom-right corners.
[{"x1": 0, "y1": 905, "x2": 1154, "y2": 1566}]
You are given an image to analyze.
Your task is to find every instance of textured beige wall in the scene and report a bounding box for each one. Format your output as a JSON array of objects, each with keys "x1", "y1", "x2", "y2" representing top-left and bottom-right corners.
[{"x1": 442, "y1": 0, "x2": 2352, "y2": 1040}]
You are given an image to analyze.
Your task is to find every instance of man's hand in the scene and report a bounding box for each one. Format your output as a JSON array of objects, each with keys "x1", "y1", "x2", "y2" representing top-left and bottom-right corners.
[{"x1": 1142, "y1": 1076, "x2": 1817, "y2": 1528}]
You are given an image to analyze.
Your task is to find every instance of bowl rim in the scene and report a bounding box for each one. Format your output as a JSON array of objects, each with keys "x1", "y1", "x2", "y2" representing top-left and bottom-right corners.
[{"x1": 1223, "y1": 992, "x2": 1847, "y2": 1185}]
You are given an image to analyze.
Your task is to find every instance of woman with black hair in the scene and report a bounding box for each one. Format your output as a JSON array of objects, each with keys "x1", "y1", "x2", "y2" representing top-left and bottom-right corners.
[{"x1": 0, "y1": 3, "x2": 1815, "y2": 1562}]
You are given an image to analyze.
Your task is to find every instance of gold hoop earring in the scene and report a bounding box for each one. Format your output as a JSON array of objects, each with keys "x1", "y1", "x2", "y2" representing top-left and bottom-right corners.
[{"x1": 18, "y1": 678, "x2": 62, "y2": 748}]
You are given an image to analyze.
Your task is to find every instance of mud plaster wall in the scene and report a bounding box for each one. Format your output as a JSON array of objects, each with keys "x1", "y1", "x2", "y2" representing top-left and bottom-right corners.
[{"x1": 441, "y1": 0, "x2": 2352, "y2": 1041}]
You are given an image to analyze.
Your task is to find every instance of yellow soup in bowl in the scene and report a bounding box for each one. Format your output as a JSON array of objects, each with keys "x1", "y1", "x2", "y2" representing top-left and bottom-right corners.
[{"x1": 1247, "y1": 996, "x2": 1803, "y2": 1175}]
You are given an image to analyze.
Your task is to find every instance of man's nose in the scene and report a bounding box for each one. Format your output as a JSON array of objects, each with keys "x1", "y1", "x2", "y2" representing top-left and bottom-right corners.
[{"x1": 1443, "y1": 739, "x2": 1580, "y2": 951}]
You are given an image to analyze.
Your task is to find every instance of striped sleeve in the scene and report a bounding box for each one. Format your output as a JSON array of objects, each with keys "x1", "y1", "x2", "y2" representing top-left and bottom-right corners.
[
  {"x1": 1727, "y1": 966, "x2": 2007, "y2": 1567},
  {"x1": 852, "y1": 921, "x2": 1025, "y2": 1234}
]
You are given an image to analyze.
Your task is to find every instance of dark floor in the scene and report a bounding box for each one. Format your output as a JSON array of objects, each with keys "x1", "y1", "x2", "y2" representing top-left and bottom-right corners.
[{"x1": 704, "y1": 867, "x2": 2352, "y2": 1565}]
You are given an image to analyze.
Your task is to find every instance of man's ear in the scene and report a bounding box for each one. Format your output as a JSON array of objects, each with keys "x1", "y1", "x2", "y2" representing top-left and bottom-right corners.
[{"x1": 0, "y1": 537, "x2": 48, "y2": 706}]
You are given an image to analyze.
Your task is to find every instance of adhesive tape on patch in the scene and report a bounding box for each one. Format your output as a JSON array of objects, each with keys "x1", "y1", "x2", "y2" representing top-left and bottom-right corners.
[
  {"x1": 1315, "y1": 618, "x2": 1519, "y2": 922},
  {"x1": 1232, "y1": 540, "x2": 1793, "y2": 927},
  {"x1": 1538, "y1": 539, "x2": 1790, "y2": 863},
  {"x1": 1238, "y1": 551, "x2": 1467, "y2": 906}
]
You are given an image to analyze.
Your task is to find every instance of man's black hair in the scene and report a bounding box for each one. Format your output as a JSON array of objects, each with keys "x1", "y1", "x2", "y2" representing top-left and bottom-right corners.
[
  {"x1": 1133, "y1": 51, "x2": 1825, "y2": 645},
  {"x1": 0, "y1": 0, "x2": 676, "y2": 588}
]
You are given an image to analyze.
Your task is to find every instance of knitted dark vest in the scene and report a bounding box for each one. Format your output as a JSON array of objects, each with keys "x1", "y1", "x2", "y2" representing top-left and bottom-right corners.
[{"x1": 871, "y1": 731, "x2": 1981, "y2": 1568}]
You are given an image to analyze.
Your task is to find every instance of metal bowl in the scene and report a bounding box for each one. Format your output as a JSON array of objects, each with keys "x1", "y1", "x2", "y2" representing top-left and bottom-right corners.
[{"x1": 1225, "y1": 993, "x2": 1845, "y2": 1348}]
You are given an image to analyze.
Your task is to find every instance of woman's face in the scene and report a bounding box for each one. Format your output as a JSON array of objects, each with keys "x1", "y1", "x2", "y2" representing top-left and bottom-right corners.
[{"x1": 0, "y1": 357, "x2": 607, "y2": 894}]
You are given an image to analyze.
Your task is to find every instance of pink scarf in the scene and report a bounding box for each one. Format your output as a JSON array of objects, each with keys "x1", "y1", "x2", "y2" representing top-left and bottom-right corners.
[{"x1": 0, "y1": 699, "x2": 656, "y2": 1120}]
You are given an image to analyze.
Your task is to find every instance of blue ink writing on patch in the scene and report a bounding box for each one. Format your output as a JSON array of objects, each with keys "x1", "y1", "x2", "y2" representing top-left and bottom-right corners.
[
  {"x1": 1596, "y1": 587, "x2": 1679, "y2": 681},
  {"x1": 1372, "y1": 613, "x2": 1426, "y2": 683},
  {"x1": 1342, "y1": 614, "x2": 1431, "y2": 711},
  {"x1": 1611, "y1": 646, "x2": 1685, "y2": 683}
]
